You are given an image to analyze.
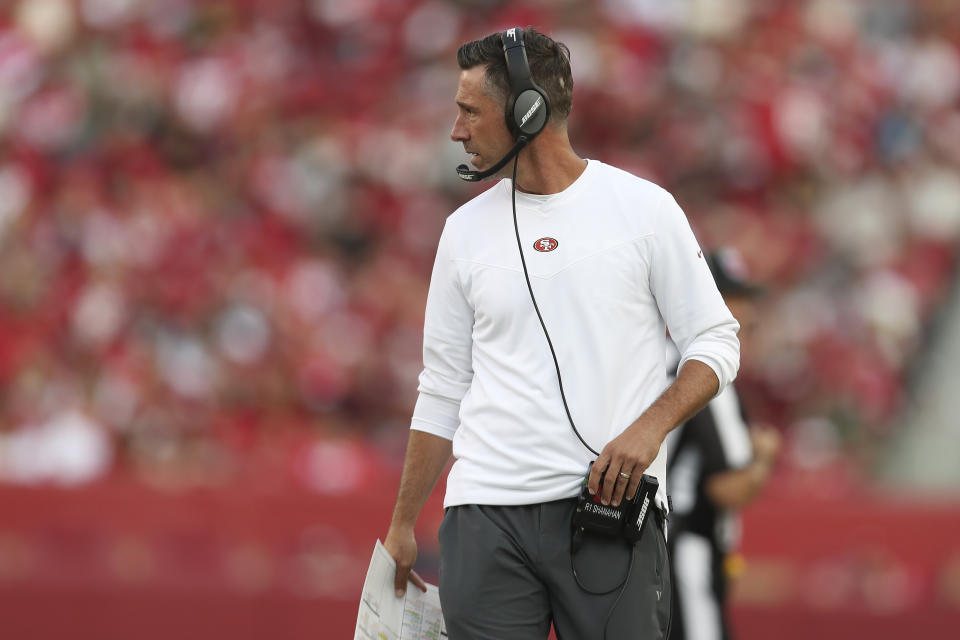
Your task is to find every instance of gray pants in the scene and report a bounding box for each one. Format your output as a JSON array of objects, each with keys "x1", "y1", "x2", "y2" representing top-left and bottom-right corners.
[{"x1": 438, "y1": 499, "x2": 671, "y2": 640}]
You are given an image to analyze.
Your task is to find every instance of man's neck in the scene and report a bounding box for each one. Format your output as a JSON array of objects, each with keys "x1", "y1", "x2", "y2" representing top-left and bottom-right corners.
[{"x1": 513, "y1": 132, "x2": 587, "y2": 195}]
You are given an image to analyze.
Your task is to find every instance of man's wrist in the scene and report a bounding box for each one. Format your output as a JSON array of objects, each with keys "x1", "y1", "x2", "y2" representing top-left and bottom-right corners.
[
  {"x1": 630, "y1": 413, "x2": 670, "y2": 441},
  {"x1": 388, "y1": 520, "x2": 417, "y2": 535},
  {"x1": 647, "y1": 416, "x2": 673, "y2": 442}
]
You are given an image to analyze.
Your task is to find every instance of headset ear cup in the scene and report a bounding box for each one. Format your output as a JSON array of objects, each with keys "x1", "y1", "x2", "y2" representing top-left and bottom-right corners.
[
  {"x1": 512, "y1": 88, "x2": 549, "y2": 137},
  {"x1": 501, "y1": 27, "x2": 552, "y2": 141}
]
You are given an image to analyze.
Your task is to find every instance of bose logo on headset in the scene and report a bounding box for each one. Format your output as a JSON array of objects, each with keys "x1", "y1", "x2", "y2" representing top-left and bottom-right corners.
[{"x1": 520, "y1": 96, "x2": 543, "y2": 128}]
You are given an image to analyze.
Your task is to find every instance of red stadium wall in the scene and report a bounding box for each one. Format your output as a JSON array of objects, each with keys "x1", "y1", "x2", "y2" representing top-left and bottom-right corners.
[
  {"x1": 0, "y1": 480, "x2": 443, "y2": 640},
  {"x1": 731, "y1": 491, "x2": 960, "y2": 640},
  {"x1": 0, "y1": 480, "x2": 958, "y2": 640}
]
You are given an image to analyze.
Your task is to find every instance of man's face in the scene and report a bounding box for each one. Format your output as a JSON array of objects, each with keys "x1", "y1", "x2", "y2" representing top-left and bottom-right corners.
[{"x1": 450, "y1": 66, "x2": 515, "y2": 176}]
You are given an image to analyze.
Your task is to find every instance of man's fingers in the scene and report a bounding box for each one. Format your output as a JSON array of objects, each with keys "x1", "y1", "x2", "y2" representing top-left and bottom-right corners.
[
  {"x1": 600, "y1": 460, "x2": 621, "y2": 504},
  {"x1": 384, "y1": 527, "x2": 419, "y2": 598},
  {"x1": 625, "y1": 475, "x2": 639, "y2": 501},
  {"x1": 587, "y1": 457, "x2": 607, "y2": 496},
  {"x1": 394, "y1": 567, "x2": 428, "y2": 598},
  {"x1": 610, "y1": 477, "x2": 626, "y2": 506},
  {"x1": 611, "y1": 471, "x2": 636, "y2": 507},
  {"x1": 591, "y1": 451, "x2": 649, "y2": 505},
  {"x1": 409, "y1": 569, "x2": 428, "y2": 593},
  {"x1": 394, "y1": 565, "x2": 411, "y2": 597}
]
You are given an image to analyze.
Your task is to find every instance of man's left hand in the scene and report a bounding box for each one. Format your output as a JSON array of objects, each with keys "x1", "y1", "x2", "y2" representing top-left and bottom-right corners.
[{"x1": 588, "y1": 418, "x2": 667, "y2": 507}]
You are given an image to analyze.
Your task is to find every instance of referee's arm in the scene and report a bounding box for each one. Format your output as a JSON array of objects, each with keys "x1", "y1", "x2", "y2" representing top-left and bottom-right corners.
[{"x1": 705, "y1": 424, "x2": 780, "y2": 509}]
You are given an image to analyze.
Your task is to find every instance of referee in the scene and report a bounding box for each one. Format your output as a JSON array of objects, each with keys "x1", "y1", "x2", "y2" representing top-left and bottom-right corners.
[{"x1": 665, "y1": 248, "x2": 781, "y2": 640}]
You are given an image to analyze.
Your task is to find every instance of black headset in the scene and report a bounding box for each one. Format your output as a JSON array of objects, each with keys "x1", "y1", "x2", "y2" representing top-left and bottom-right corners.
[
  {"x1": 502, "y1": 27, "x2": 551, "y2": 139},
  {"x1": 456, "y1": 27, "x2": 552, "y2": 181}
]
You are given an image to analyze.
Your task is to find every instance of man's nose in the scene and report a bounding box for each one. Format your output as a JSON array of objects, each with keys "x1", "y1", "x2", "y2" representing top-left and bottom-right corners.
[{"x1": 450, "y1": 114, "x2": 468, "y2": 142}]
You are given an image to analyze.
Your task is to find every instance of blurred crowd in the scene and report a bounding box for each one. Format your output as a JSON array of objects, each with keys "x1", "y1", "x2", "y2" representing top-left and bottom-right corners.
[{"x1": 0, "y1": 0, "x2": 958, "y2": 491}]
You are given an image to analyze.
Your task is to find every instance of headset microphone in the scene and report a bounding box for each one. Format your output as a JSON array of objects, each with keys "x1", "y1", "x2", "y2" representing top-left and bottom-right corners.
[{"x1": 456, "y1": 136, "x2": 530, "y2": 182}]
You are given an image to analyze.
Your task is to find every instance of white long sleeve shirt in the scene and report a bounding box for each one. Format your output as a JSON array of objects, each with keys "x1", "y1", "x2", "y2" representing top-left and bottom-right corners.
[{"x1": 411, "y1": 160, "x2": 740, "y2": 509}]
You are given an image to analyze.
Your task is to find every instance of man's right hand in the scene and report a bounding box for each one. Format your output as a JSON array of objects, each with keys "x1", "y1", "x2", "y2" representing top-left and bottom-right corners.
[
  {"x1": 384, "y1": 526, "x2": 427, "y2": 598},
  {"x1": 383, "y1": 430, "x2": 452, "y2": 598}
]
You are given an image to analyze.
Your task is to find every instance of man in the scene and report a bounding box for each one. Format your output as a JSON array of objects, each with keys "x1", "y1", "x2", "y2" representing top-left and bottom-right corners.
[
  {"x1": 666, "y1": 248, "x2": 782, "y2": 640},
  {"x1": 384, "y1": 27, "x2": 740, "y2": 640}
]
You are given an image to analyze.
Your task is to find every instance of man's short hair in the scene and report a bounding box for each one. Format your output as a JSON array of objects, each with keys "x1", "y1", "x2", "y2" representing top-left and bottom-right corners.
[{"x1": 456, "y1": 27, "x2": 574, "y2": 123}]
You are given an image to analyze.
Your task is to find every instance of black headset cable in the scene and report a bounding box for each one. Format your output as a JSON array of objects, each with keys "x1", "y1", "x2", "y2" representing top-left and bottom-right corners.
[{"x1": 509, "y1": 155, "x2": 599, "y2": 458}]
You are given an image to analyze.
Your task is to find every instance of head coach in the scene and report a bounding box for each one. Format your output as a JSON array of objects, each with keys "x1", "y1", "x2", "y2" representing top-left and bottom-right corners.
[{"x1": 382, "y1": 26, "x2": 741, "y2": 640}]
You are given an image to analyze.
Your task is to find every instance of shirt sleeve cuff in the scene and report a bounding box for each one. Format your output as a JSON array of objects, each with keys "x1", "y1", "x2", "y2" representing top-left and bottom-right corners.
[{"x1": 410, "y1": 392, "x2": 460, "y2": 441}]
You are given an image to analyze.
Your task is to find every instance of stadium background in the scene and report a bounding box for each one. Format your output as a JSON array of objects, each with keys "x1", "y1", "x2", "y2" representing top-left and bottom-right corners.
[{"x1": 1, "y1": 0, "x2": 959, "y2": 638}]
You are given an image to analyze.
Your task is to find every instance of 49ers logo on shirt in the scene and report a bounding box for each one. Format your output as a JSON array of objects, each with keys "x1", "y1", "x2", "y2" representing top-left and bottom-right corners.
[{"x1": 533, "y1": 237, "x2": 559, "y2": 252}]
